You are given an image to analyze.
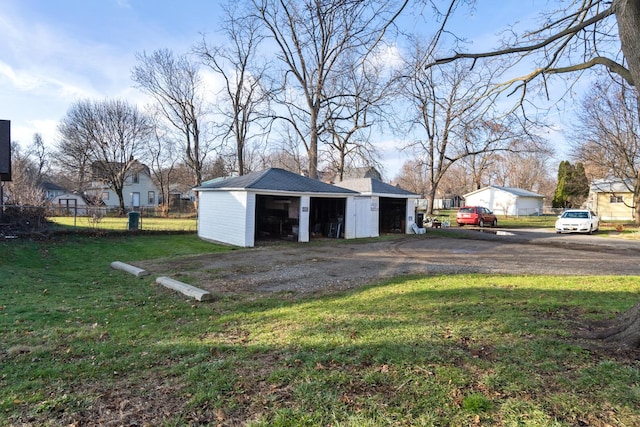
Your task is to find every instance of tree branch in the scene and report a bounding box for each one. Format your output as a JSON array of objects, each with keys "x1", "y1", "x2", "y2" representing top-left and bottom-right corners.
[{"x1": 428, "y1": 6, "x2": 615, "y2": 67}]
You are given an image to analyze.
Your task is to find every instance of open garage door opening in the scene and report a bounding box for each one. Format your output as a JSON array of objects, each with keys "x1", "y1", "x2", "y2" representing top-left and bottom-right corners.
[
  {"x1": 255, "y1": 195, "x2": 301, "y2": 242},
  {"x1": 379, "y1": 198, "x2": 407, "y2": 233},
  {"x1": 310, "y1": 197, "x2": 346, "y2": 239}
]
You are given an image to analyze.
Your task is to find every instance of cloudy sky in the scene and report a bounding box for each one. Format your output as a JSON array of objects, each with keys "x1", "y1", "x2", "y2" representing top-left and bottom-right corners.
[{"x1": 1, "y1": 0, "x2": 567, "y2": 178}]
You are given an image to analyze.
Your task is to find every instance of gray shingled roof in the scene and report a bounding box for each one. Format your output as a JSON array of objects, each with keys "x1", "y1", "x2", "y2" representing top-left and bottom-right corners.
[
  {"x1": 196, "y1": 168, "x2": 357, "y2": 194},
  {"x1": 494, "y1": 186, "x2": 543, "y2": 198},
  {"x1": 464, "y1": 186, "x2": 543, "y2": 198},
  {"x1": 335, "y1": 178, "x2": 419, "y2": 197},
  {"x1": 590, "y1": 179, "x2": 633, "y2": 193}
]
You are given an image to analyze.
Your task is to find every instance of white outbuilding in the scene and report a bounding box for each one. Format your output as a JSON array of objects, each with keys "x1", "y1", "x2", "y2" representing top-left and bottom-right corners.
[
  {"x1": 334, "y1": 178, "x2": 421, "y2": 238},
  {"x1": 462, "y1": 186, "x2": 544, "y2": 216},
  {"x1": 195, "y1": 168, "x2": 421, "y2": 247}
]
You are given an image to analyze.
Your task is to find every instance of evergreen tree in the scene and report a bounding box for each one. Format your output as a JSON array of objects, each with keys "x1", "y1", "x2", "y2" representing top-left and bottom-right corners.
[
  {"x1": 553, "y1": 161, "x2": 569, "y2": 208},
  {"x1": 552, "y1": 161, "x2": 590, "y2": 208}
]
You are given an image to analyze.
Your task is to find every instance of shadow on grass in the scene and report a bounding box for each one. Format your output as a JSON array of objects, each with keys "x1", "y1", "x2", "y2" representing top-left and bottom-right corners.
[{"x1": 2, "y1": 234, "x2": 640, "y2": 426}]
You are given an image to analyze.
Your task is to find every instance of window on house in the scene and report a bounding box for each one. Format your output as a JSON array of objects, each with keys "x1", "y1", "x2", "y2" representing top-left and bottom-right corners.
[
  {"x1": 610, "y1": 195, "x2": 623, "y2": 203},
  {"x1": 132, "y1": 173, "x2": 140, "y2": 184},
  {"x1": 148, "y1": 191, "x2": 155, "y2": 205},
  {"x1": 102, "y1": 192, "x2": 109, "y2": 200}
]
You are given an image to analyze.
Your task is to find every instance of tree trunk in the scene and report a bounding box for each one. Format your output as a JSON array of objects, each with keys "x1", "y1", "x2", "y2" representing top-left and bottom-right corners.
[
  {"x1": 115, "y1": 188, "x2": 125, "y2": 216},
  {"x1": 582, "y1": 301, "x2": 640, "y2": 348},
  {"x1": 309, "y1": 108, "x2": 319, "y2": 180},
  {"x1": 427, "y1": 188, "x2": 437, "y2": 216},
  {"x1": 615, "y1": 0, "x2": 640, "y2": 88},
  {"x1": 578, "y1": 1, "x2": 640, "y2": 349}
]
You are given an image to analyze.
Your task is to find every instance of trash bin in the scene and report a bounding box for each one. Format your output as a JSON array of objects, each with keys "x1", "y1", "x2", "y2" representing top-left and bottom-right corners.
[{"x1": 127, "y1": 211, "x2": 140, "y2": 230}]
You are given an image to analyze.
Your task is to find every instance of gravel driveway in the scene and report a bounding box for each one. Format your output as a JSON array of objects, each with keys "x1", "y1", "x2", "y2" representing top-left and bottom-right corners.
[{"x1": 140, "y1": 228, "x2": 640, "y2": 295}]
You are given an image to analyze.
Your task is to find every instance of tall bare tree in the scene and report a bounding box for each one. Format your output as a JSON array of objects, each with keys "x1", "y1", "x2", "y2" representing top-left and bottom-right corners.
[
  {"x1": 571, "y1": 79, "x2": 640, "y2": 220},
  {"x1": 394, "y1": 159, "x2": 430, "y2": 196},
  {"x1": 427, "y1": 0, "x2": 640, "y2": 347},
  {"x1": 58, "y1": 99, "x2": 152, "y2": 214},
  {"x1": 251, "y1": 0, "x2": 408, "y2": 179},
  {"x1": 53, "y1": 128, "x2": 93, "y2": 193},
  {"x1": 132, "y1": 49, "x2": 210, "y2": 192},
  {"x1": 323, "y1": 50, "x2": 391, "y2": 181},
  {"x1": 196, "y1": 4, "x2": 272, "y2": 176},
  {"x1": 144, "y1": 114, "x2": 179, "y2": 216},
  {"x1": 401, "y1": 42, "x2": 530, "y2": 214}
]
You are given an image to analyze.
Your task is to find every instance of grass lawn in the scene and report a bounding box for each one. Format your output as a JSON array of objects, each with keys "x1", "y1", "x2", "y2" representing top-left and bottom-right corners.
[
  {"x1": 47, "y1": 216, "x2": 197, "y2": 231},
  {"x1": 2, "y1": 234, "x2": 640, "y2": 426}
]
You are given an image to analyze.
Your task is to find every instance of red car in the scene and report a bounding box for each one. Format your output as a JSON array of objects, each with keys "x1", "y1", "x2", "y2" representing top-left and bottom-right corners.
[{"x1": 456, "y1": 206, "x2": 498, "y2": 227}]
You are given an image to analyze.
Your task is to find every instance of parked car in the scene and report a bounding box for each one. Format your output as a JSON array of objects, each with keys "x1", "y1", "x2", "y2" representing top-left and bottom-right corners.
[
  {"x1": 456, "y1": 206, "x2": 498, "y2": 227},
  {"x1": 555, "y1": 209, "x2": 599, "y2": 234}
]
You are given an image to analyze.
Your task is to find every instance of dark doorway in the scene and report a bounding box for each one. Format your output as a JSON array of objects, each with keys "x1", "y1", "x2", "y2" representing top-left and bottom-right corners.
[
  {"x1": 379, "y1": 198, "x2": 406, "y2": 233},
  {"x1": 309, "y1": 197, "x2": 346, "y2": 238},
  {"x1": 255, "y1": 195, "x2": 300, "y2": 241}
]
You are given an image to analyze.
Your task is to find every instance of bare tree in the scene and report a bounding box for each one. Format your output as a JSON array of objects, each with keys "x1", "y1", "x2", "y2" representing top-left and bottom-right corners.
[
  {"x1": 394, "y1": 159, "x2": 430, "y2": 196},
  {"x1": 401, "y1": 43, "x2": 530, "y2": 214},
  {"x1": 492, "y1": 149, "x2": 555, "y2": 195},
  {"x1": 58, "y1": 99, "x2": 152, "y2": 214},
  {"x1": 132, "y1": 49, "x2": 210, "y2": 192},
  {"x1": 322, "y1": 50, "x2": 391, "y2": 181},
  {"x1": 251, "y1": 0, "x2": 408, "y2": 179},
  {"x1": 196, "y1": 4, "x2": 273, "y2": 176},
  {"x1": 144, "y1": 115, "x2": 179, "y2": 216},
  {"x1": 430, "y1": 1, "x2": 631, "y2": 99},
  {"x1": 571, "y1": 79, "x2": 640, "y2": 220},
  {"x1": 427, "y1": 0, "x2": 640, "y2": 347},
  {"x1": 2, "y1": 142, "x2": 46, "y2": 206},
  {"x1": 53, "y1": 127, "x2": 93, "y2": 193},
  {"x1": 28, "y1": 133, "x2": 49, "y2": 182}
]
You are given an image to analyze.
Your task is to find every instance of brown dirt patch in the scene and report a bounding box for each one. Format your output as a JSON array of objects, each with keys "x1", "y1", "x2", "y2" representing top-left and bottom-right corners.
[{"x1": 138, "y1": 231, "x2": 640, "y2": 296}]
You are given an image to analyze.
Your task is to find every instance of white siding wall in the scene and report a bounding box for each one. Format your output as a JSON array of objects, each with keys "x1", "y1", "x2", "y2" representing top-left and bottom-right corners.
[
  {"x1": 98, "y1": 173, "x2": 160, "y2": 209},
  {"x1": 345, "y1": 196, "x2": 380, "y2": 238},
  {"x1": 405, "y1": 199, "x2": 416, "y2": 233},
  {"x1": 464, "y1": 188, "x2": 498, "y2": 212},
  {"x1": 371, "y1": 196, "x2": 380, "y2": 237},
  {"x1": 465, "y1": 189, "x2": 543, "y2": 216},
  {"x1": 492, "y1": 191, "x2": 517, "y2": 216},
  {"x1": 299, "y1": 196, "x2": 310, "y2": 242},
  {"x1": 514, "y1": 197, "x2": 543, "y2": 215},
  {"x1": 198, "y1": 190, "x2": 254, "y2": 247}
]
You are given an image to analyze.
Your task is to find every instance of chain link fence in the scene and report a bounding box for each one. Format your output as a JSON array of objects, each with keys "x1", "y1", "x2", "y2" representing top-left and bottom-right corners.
[{"x1": 1, "y1": 204, "x2": 197, "y2": 236}]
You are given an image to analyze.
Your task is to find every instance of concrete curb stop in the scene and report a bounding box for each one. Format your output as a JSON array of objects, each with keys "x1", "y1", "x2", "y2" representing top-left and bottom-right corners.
[
  {"x1": 110, "y1": 261, "x2": 149, "y2": 278},
  {"x1": 155, "y1": 276, "x2": 213, "y2": 302}
]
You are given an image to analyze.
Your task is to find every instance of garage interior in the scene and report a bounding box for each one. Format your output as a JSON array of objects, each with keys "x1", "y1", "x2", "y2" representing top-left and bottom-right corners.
[
  {"x1": 379, "y1": 197, "x2": 407, "y2": 233},
  {"x1": 255, "y1": 195, "x2": 347, "y2": 242},
  {"x1": 309, "y1": 197, "x2": 346, "y2": 239},
  {"x1": 255, "y1": 195, "x2": 301, "y2": 241}
]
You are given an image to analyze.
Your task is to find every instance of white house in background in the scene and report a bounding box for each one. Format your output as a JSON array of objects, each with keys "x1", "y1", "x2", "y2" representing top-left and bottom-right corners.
[
  {"x1": 50, "y1": 193, "x2": 91, "y2": 214},
  {"x1": 195, "y1": 168, "x2": 421, "y2": 247},
  {"x1": 463, "y1": 186, "x2": 544, "y2": 216},
  {"x1": 88, "y1": 160, "x2": 160, "y2": 210},
  {"x1": 588, "y1": 179, "x2": 635, "y2": 221}
]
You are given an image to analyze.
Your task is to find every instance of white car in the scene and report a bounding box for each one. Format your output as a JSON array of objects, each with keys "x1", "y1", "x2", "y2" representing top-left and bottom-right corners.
[{"x1": 555, "y1": 209, "x2": 599, "y2": 234}]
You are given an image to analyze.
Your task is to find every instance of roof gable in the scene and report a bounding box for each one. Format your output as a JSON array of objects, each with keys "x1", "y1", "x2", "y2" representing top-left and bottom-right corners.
[
  {"x1": 196, "y1": 168, "x2": 357, "y2": 194},
  {"x1": 335, "y1": 178, "x2": 419, "y2": 197}
]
